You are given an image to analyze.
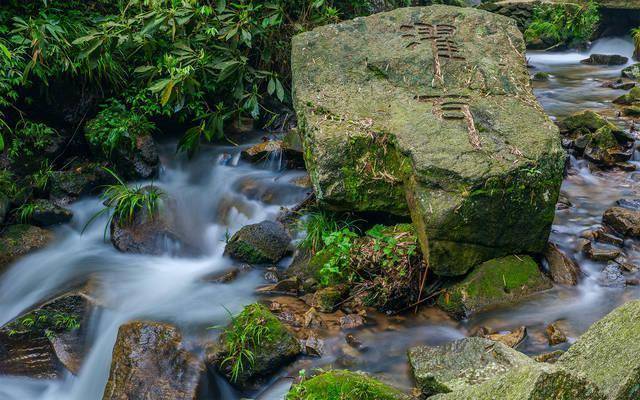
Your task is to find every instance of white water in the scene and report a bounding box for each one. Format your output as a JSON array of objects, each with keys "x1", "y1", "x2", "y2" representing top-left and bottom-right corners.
[{"x1": 0, "y1": 140, "x2": 310, "y2": 400}]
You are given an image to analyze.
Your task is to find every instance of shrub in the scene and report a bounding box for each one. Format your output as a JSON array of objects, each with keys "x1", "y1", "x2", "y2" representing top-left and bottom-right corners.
[
  {"x1": 525, "y1": 0, "x2": 599, "y2": 49},
  {"x1": 7, "y1": 121, "x2": 58, "y2": 171}
]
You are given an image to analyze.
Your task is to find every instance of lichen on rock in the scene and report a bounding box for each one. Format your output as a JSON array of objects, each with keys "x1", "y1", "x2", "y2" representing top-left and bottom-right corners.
[{"x1": 291, "y1": 6, "x2": 564, "y2": 277}]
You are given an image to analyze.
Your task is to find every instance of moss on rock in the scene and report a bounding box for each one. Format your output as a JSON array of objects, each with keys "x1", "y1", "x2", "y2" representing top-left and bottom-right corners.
[
  {"x1": 0, "y1": 224, "x2": 54, "y2": 273},
  {"x1": 286, "y1": 370, "x2": 410, "y2": 400},
  {"x1": 557, "y1": 300, "x2": 640, "y2": 399},
  {"x1": 437, "y1": 255, "x2": 552, "y2": 318},
  {"x1": 613, "y1": 87, "x2": 640, "y2": 105},
  {"x1": 225, "y1": 221, "x2": 291, "y2": 264}
]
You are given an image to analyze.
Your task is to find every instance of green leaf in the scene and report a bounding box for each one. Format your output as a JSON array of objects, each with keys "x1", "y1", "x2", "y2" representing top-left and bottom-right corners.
[
  {"x1": 160, "y1": 80, "x2": 175, "y2": 106},
  {"x1": 275, "y1": 79, "x2": 285, "y2": 102},
  {"x1": 148, "y1": 78, "x2": 172, "y2": 93},
  {"x1": 133, "y1": 65, "x2": 156, "y2": 74},
  {"x1": 267, "y1": 78, "x2": 275, "y2": 95}
]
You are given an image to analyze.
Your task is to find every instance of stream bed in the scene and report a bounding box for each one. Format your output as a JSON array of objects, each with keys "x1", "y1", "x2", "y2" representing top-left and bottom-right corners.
[{"x1": 1, "y1": 36, "x2": 639, "y2": 399}]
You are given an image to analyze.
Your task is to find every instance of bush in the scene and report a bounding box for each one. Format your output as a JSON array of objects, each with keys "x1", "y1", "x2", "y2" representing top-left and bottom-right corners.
[
  {"x1": 7, "y1": 121, "x2": 58, "y2": 173},
  {"x1": 525, "y1": 0, "x2": 599, "y2": 49}
]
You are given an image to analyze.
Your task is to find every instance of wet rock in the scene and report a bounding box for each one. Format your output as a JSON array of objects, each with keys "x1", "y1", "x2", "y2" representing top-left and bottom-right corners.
[
  {"x1": 300, "y1": 334, "x2": 324, "y2": 357},
  {"x1": 345, "y1": 333, "x2": 363, "y2": 349},
  {"x1": 205, "y1": 303, "x2": 300, "y2": 387},
  {"x1": 558, "y1": 111, "x2": 617, "y2": 137},
  {"x1": 303, "y1": 307, "x2": 323, "y2": 329},
  {"x1": 241, "y1": 140, "x2": 304, "y2": 169},
  {"x1": 558, "y1": 299, "x2": 640, "y2": 399},
  {"x1": 0, "y1": 193, "x2": 9, "y2": 224},
  {"x1": 292, "y1": 6, "x2": 564, "y2": 277},
  {"x1": 532, "y1": 72, "x2": 550, "y2": 81},
  {"x1": 599, "y1": 264, "x2": 626, "y2": 287},
  {"x1": 545, "y1": 322, "x2": 568, "y2": 346},
  {"x1": 339, "y1": 314, "x2": 365, "y2": 329},
  {"x1": 581, "y1": 54, "x2": 628, "y2": 66},
  {"x1": 582, "y1": 241, "x2": 621, "y2": 261},
  {"x1": 486, "y1": 326, "x2": 527, "y2": 348},
  {"x1": 533, "y1": 350, "x2": 564, "y2": 364},
  {"x1": 594, "y1": 229, "x2": 624, "y2": 246},
  {"x1": 543, "y1": 242, "x2": 581, "y2": 285},
  {"x1": 49, "y1": 162, "x2": 112, "y2": 205},
  {"x1": 256, "y1": 278, "x2": 300, "y2": 295},
  {"x1": 287, "y1": 370, "x2": 410, "y2": 400},
  {"x1": 615, "y1": 198, "x2": 640, "y2": 210},
  {"x1": 602, "y1": 79, "x2": 635, "y2": 90},
  {"x1": 103, "y1": 321, "x2": 203, "y2": 400},
  {"x1": 224, "y1": 221, "x2": 291, "y2": 264},
  {"x1": 110, "y1": 193, "x2": 182, "y2": 256},
  {"x1": 621, "y1": 63, "x2": 640, "y2": 81},
  {"x1": 0, "y1": 288, "x2": 96, "y2": 378},
  {"x1": 308, "y1": 286, "x2": 347, "y2": 313},
  {"x1": 625, "y1": 278, "x2": 640, "y2": 286},
  {"x1": 204, "y1": 264, "x2": 252, "y2": 284},
  {"x1": 0, "y1": 224, "x2": 54, "y2": 273},
  {"x1": 408, "y1": 337, "x2": 535, "y2": 397},
  {"x1": 583, "y1": 125, "x2": 634, "y2": 166},
  {"x1": 29, "y1": 199, "x2": 73, "y2": 227},
  {"x1": 556, "y1": 194, "x2": 573, "y2": 210},
  {"x1": 437, "y1": 256, "x2": 552, "y2": 318},
  {"x1": 430, "y1": 364, "x2": 605, "y2": 400},
  {"x1": 622, "y1": 106, "x2": 640, "y2": 117},
  {"x1": 613, "y1": 86, "x2": 640, "y2": 105},
  {"x1": 602, "y1": 206, "x2": 640, "y2": 238}
]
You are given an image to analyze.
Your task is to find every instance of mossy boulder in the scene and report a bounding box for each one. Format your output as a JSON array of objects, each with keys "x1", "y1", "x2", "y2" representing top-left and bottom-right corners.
[
  {"x1": 103, "y1": 321, "x2": 203, "y2": 400},
  {"x1": 286, "y1": 370, "x2": 410, "y2": 400},
  {"x1": 437, "y1": 255, "x2": 552, "y2": 318},
  {"x1": 613, "y1": 87, "x2": 640, "y2": 105},
  {"x1": 408, "y1": 337, "x2": 535, "y2": 397},
  {"x1": 580, "y1": 54, "x2": 628, "y2": 66},
  {"x1": 225, "y1": 221, "x2": 291, "y2": 264},
  {"x1": 430, "y1": 363, "x2": 605, "y2": 400},
  {"x1": 292, "y1": 6, "x2": 564, "y2": 277},
  {"x1": 558, "y1": 111, "x2": 618, "y2": 136},
  {"x1": 583, "y1": 125, "x2": 633, "y2": 166},
  {"x1": 532, "y1": 72, "x2": 550, "y2": 81},
  {"x1": 310, "y1": 286, "x2": 348, "y2": 313},
  {"x1": 621, "y1": 63, "x2": 640, "y2": 81},
  {"x1": 49, "y1": 162, "x2": 113, "y2": 205},
  {"x1": 205, "y1": 303, "x2": 300, "y2": 387},
  {"x1": 557, "y1": 300, "x2": 640, "y2": 399},
  {"x1": 29, "y1": 199, "x2": 73, "y2": 227},
  {"x1": 0, "y1": 224, "x2": 54, "y2": 273}
]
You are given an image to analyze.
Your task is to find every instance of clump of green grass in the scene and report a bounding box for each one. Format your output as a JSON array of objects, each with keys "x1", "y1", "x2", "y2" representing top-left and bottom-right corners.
[
  {"x1": 14, "y1": 202, "x2": 36, "y2": 223},
  {"x1": 83, "y1": 167, "x2": 164, "y2": 235},
  {"x1": 632, "y1": 27, "x2": 640, "y2": 58},
  {"x1": 298, "y1": 210, "x2": 358, "y2": 253}
]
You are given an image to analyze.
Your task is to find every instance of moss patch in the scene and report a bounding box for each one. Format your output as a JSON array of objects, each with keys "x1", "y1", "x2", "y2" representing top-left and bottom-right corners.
[{"x1": 286, "y1": 370, "x2": 410, "y2": 400}]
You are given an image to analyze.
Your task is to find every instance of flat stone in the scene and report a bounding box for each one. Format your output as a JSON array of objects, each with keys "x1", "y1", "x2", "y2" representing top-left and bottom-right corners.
[
  {"x1": 582, "y1": 241, "x2": 621, "y2": 261},
  {"x1": 486, "y1": 326, "x2": 527, "y2": 348},
  {"x1": 408, "y1": 337, "x2": 535, "y2": 397},
  {"x1": 558, "y1": 300, "x2": 640, "y2": 399},
  {"x1": 292, "y1": 5, "x2": 564, "y2": 277}
]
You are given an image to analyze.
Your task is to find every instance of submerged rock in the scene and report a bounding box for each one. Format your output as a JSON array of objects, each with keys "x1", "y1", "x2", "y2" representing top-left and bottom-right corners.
[
  {"x1": 205, "y1": 303, "x2": 300, "y2": 387},
  {"x1": 241, "y1": 140, "x2": 304, "y2": 169},
  {"x1": 602, "y1": 206, "x2": 640, "y2": 238},
  {"x1": 0, "y1": 224, "x2": 54, "y2": 273},
  {"x1": 291, "y1": 6, "x2": 563, "y2": 277},
  {"x1": 103, "y1": 321, "x2": 203, "y2": 400},
  {"x1": 224, "y1": 221, "x2": 291, "y2": 264},
  {"x1": 544, "y1": 242, "x2": 581, "y2": 285},
  {"x1": 408, "y1": 337, "x2": 535, "y2": 397},
  {"x1": 545, "y1": 322, "x2": 568, "y2": 346},
  {"x1": 286, "y1": 370, "x2": 409, "y2": 400},
  {"x1": 437, "y1": 255, "x2": 552, "y2": 318},
  {"x1": 581, "y1": 54, "x2": 628, "y2": 66},
  {"x1": 430, "y1": 364, "x2": 605, "y2": 400},
  {"x1": 557, "y1": 300, "x2": 640, "y2": 399}
]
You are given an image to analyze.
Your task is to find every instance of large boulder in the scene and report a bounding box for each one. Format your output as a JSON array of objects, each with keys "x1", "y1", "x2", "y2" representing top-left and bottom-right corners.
[
  {"x1": 286, "y1": 370, "x2": 410, "y2": 400},
  {"x1": 102, "y1": 321, "x2": 203, "y2": 400},
  {"x1": 430, "y1": 364, "x2": 605, "y2": 400},
  {"x1": 557, "y1": 300, "x2": 640, "y2": 399},
  {"x1": 0, "y1": 225, "x2": 54, "y2": 273},
  {"x1": 408, "y1": 337, "x2": 535, "y2": 397},
  {"x1": 205, "y1": 303, "x2": 300, "y2": 387},
  {"x1": 437, "y1": 255, "x2": 552, "y2": 318},
  {"x1": 291, "y1": 6, "x2": 564, "y2": 277},
  {"x1": 224, "y1": 221, "x2": 291, "y2": 264}
]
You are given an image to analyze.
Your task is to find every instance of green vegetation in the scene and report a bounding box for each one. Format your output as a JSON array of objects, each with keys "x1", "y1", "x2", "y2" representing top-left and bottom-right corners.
[
  {"x1": 632, "y1": 27, "x2": 640, "y2": 58},
  {"x1": 525, "y1": 1, "x2": 599, "y2": 49},
  {"x1": 7, "y1": 121, "x2": 58, "y2": 172},
  {"x1": 84, "y1": 167, "x2": 163, "y2": 233},
  {"x1": 14, "y1": 202, "x2": 36, "y2": 223},
  {"x1": 298, "y1": 210, "x2": 357, "y2": 253},
  {"x1": 287, "y1": 370, "x2": 409, "y2": 400},
  {"x1": 6, "y1": 308, "x2": 80, "y2": 339}
]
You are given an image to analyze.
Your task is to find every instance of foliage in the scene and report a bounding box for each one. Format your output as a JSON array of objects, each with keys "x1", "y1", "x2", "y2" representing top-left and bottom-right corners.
[
  {"x1": 14, "y1": 202, "x2": 36, "y2": 223},
  {"x1": 632, "y1": 27, "x2": 640, "y2": 58},
  {"x1": 30, "y1": 160, "x2": 55, "y2": 191},
  {"x1": 365, "y1": 224, "x2": 416, "y2": 269},
  {"x1": 317, "y1": 227, "x2": 359, "y2": 286},
  {"x1": 525, "y1": 1, "x2": 599, "y2": 48},
  {"x1": 298, "y1": 210, "x2": 358, "y2": 253},
  {"x1": 6, "y1": 308, "x2": 80, "y2": 338},
  {"x1": 0, "y1": 169, "x2": 17, "y2": 198},
  {"x1": 85, "y1": 100, "x2": 156, "y2": 157},
  {"x1": 83, "y1": 167, "x2": 164, "y2": 234},
  {"x1": 7, "y1": 121, "x2": 57, "y2": 165},
  {"x1": 213, "y1": 304, "x2": 274, "y2": 383}
]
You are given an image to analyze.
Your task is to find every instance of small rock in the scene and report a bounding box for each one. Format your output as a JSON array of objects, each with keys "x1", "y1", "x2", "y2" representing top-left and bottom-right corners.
[
  {"x1": 486, "y1": 326, "x2": 527, "y2": 348},
  {"x1": 543, "y1": 242, "x2": 581, "y2": 285},
  {"x1": 300, "y1": 335, "x2": 324, "y2": 357},
  {"x1": 309, "y1": 286, "x2": 347, "y2": 313},
  {"x1": 224, "y1": 220, "x2": 291, "y2": 264},
  {"x1": 580, "y1": 54, "x2": 628, "y2": 66},
  {"x1": 616, "y1": 198, "x2": 640, "y2": 210},
  {"x1": 345, "y1": 333, "x2": 363, "y2": 349},
  {"x1": 594, "y1": 230, "x2": 624, "y2": 246},
  {"x1": 303, "y1": 307, "x2": 323, "y2": 329},
  {"x1": 602, "y1": 206, "x2": 640, "y2": 238},
  {"x1": 625, "y1": 278, "x2": 640, "y2": 286},
  {"x1": 533, "y1": 350, "x2": 564, "y2": 364},
  {"x1": 0, "y1": 224, "x2": 54, "y2": 273},
  {"x1": 613, "y1": 87, "x2": 640, "y2": 105},
  {"x1": 256, "y1": 278, "x2": 300, "y2": 294},
  {"x1": 339, "y1": 314, "x2": 365, "y2": 329},
  {"x1": 532, "y1": 72, "x2": 549, "y2": 81},
  {"x1": 582, "y1": 241, "x2": 621, "y2": 261},
  {"x1": 622, "y1": 63, "x2": 640, "y2": 81},
  {"x1": 545, "y1": 322, "x2": 568, "y2": 346}
]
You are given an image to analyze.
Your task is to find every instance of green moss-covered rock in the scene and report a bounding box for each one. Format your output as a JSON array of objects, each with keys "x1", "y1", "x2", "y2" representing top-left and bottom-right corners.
[
  {"x1": 622, "y1": 106, "x2": 640, "y2": 117},
  {"x1": 29, "y1": 199, "x2": 73, "y2": 227},
  {"x1": 437, "y1": 255, "x2": 552, "y2": 318},
  {"x1": 310, "y1": 286, "x2": 347, "y2": 313},
  {"x1": 430, "y1": 364, "x2": 605, "y2": 400},
  {"x1": 292, "y1": 6, "x2": 563, "y2": 277},
  {"x1": 408, "y1": 337, "x2": 535, "y2": 396},
  {"x1": 49, "y1": 162, "x2": 113, "y2": 205},
  {"x1": 622, "y1": 63, "x2": 640, "y2": 81},
  {"x1": 225, "y1": 221, "x2": 291, "y2": 264},
  {"x1": 205, "y1": 303, "x2": 300, "y2": 387},
  {"x1": 558, "y1": 111, "x2": 613, "y2": 135},
  {"x1": 286, "y1": 370, "x2": 410, "y2": 400},
  {"x1": 557, "y1": 300, "x2": 640, "y2": 399},
  {"x1": 613, "y1": 87, "x2": 640, "y2": 105},
  {"x1": 583, "y1": 125, "x2": 632, "y2": 166},
  {"x1": 0, "y1": 224, "x2": 54, "y2": 273},
  {"x1": 532, "y1": 72, "x2": 550, "y2": 81}
]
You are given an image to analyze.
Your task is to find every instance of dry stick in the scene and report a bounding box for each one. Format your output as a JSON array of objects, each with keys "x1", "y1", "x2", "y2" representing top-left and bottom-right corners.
[
  {"x1": 415, "y1": 261, "x2": 430, "y2": 314},
  {"x1": 398, "y1": 288, "x2": 444, "y2": 314}
]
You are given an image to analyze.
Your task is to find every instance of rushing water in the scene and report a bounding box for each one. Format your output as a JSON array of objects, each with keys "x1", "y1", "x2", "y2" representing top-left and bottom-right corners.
[{"x1": 1, "y1": 36, "x2": 640, "y2": 399}]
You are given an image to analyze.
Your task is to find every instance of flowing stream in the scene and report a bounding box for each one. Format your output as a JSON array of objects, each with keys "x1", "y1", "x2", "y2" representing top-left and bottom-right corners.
[{"x1": 1, "y1": 36, "x2": 639, "y2": 399}]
